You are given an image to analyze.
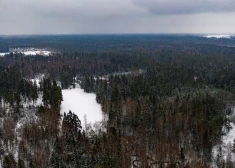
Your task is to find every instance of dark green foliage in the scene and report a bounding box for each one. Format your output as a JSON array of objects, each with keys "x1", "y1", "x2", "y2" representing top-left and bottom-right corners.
[
  {"x1": 0, "y1": 41, "x2": 9, "y2": 52},
  {"x1": 31, "y1": 81, "x2": 38, "y2": 104},
  {"x1": 83, "y1": 76, "x2": 95, "y2": 93},
  {"x1": 60, "y1": 65, "x2": 74, "y2": 89},
  {"x1": 18, "y1": 158, "x2": 26, "y2": 168},
  {"x1": 42, "y1": 78, "x2": 63, "y2": 110},
  {"x1": 3, "y1": 154, "x2": 16, "y2": 168},
  {"x1": 50, "y1": 138, "x2": 65, "y2": 168},
  {"x1": 63, "y1": 111, "x2": 82, "y2": 133},
  {"x1": 1, "y1": 35, "x2": 235, "y2": 167}
]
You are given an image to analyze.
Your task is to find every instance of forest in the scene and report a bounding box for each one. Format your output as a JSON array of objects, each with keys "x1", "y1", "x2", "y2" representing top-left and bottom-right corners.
[{"x1": 1, "y1": 35, "x2": 235, "y2": 167}]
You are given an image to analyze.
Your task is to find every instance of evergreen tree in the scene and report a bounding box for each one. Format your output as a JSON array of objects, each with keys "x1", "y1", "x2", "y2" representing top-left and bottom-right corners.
[
  {"x1": 31, "y1": 81, "x2": 38, "y2": 105},
  {"x1": 3, "y1": 154, "x2": 16, "y2": 168}
]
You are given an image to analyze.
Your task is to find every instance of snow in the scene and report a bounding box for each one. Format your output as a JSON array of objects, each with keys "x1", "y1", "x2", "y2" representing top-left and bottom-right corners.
[
  {"x1": 23, "y1": 51, "x2": 52, "y2": 56},
  {"x1": 30, "y1": 74, "x2": 45, "y2": 87},
  {"x1": 221, "y1": 107, "x2": 235, "y2": 147},
  {"x1": 223, "y1": 123, "x2": 235, "y2": 145},
  {"x1": 204, "y1": 35, "x2": 232, "y2": 39},
  {"x1": 61, "y1": 86, "x2": 104, "y2": 128},
  {"x1": 211, "y1": 107, "x2": 235, "y2": 166},
  {"x1": 0, "y1": 53, "x2": 6, "y2": 56},
  {"x1": 0, "y1": 51, "x2": 52, "y2": 56},
  {"x1": 29, "y1": 74, "x2": 104, "y2": 129}
]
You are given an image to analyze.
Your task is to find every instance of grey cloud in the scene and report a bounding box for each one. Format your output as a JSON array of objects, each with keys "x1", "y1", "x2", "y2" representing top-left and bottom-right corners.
[
  {"x1": 14, "y1": 0, "x2": 143, "y2": 18},
  {"x1": 0, "y1": 0, "x2": 235, "y2": 35},
  {"x1": 133, "y1": 0, "x2": 235, "y2": 14},
  {"x1": 0, "y1": 0, "x2": 145, "y2": 34}
]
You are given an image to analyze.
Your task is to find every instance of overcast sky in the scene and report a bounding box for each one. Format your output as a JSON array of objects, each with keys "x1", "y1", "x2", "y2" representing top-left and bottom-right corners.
[{"x1": 0, "y1": 0, "x2": 235, "y2": 35}]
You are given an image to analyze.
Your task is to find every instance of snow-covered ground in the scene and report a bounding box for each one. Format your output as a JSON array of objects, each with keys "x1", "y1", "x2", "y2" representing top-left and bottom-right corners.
[
  {"x1": 22, "y1": 51, "x2": 52, "y2": 56},
  {"x1": 0, "y1": 51, "x2": 52, "y2": 56},
  {"x1": 204, "y1": 35, "x2": 232, "y2": 39},
  {"x1": 61, "y1": 86, "x2": 104, "y2": 128},
  {"x1": 30, "y1": 74, "x2": 45, "y2": 87},
  {"x1": 223, "y1": 122, "x2": 235, "y2": 146},
  {"x1": 30, "y1": 74, "x2": 104, "y2": 129},
  {"x1": 212, "y1": 108, "x2": 235, "y2": 166}
]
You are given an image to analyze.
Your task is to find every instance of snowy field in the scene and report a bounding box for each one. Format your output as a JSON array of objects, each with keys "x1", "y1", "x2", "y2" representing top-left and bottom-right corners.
[
  {"x1": 204, "y1": 35, "x2": 232, "y2": 39},
  {"x1": 0, "y1": 50, "x2": 52, "y2": 56},
  {"x1": 61, "y1": 87, "x2": 104, "y2": 128},
  {"x1": 22, "y1": 51, "x2": 52, "y2": 56},
  {"x1": 30, "y1": 74, "x2": 104, "y2": 129}
]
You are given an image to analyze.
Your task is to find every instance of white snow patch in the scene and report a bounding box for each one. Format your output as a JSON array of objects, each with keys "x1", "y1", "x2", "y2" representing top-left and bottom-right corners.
[
  {"x1": 23, "y1": 51, "x2": 52, "y2": 56},
  {"x1": 0, "y1": 51, "x2": 52, "y2": 56},
  {"x1": 211, "y1": 107, "x2": 235, "y2": 166},
  {"x1": 29, "y1": 74, "x2": 105, "y2": 131},
  {"x1": 30, "y1": 74, "x2": 45, "y2": 87},
  {"x1": 223, "y1": 123, "x2": 235, "y2": 145},
  {"x1": 0, "y1": 53, "x2": 6, "y2": 56},
  {"x1": 221, "y1": 107, "x2": 235, "y2": 149},
  {"x1": 204, "y1": 35, "x2": 232, "y2": 39},
  {"x1": 61, "y1": 86, "x2": 104, "y2": 128}
]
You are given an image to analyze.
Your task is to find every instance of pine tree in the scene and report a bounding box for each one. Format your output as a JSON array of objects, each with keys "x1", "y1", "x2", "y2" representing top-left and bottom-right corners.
[
  {"x1": 3, "y1": 154, "x2": 16, "y2": 168},
  {"x1": 18, "y1": 158, "x2": 26, "y2": 168},
  {"x1": 31, "y1": 81, "x2": 38, "y2": 105},
  {"x1": 14, "y1": 91, "x2": 21, "y2": 114}
]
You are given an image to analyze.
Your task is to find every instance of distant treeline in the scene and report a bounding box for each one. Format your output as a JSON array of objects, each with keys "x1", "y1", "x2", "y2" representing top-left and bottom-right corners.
[
  {"x1": 0, "y1": 40, "x2": 9, "y2": 52},
  {"x1": 1, "y1": 34, "x2": 235, "y2": 53}
]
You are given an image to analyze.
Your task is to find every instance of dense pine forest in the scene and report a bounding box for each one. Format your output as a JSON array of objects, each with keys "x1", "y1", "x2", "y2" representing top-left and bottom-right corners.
[{"x1": 1, "y1": 35, "x2": 235, "y2": 167}]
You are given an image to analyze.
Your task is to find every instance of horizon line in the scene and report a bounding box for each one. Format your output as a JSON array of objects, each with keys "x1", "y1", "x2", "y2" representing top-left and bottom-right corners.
[{"x1": 0, "y1": 33, "x2": 234, "y2": 37}]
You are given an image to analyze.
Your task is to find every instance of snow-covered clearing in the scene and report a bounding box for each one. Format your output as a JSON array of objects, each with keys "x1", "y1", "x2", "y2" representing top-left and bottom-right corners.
[
  {"x1": 23, "y1": 50, "x2": 52, "y2": 56},
  {"x1": 61, "y1": 86, "x2": 104, "y2": 128},
  {"x1": 0, "y1": 53, "x2": 5, "y2": 56},
  {"x1": 29, "y1": 74, "x2": 105, "y2": 130},
  {"x1": 0, "y1": 50, "x2": 52, "y2": 56},
  {"x1": 204, "y1": 35, "x2": 232, "y2": 39}
]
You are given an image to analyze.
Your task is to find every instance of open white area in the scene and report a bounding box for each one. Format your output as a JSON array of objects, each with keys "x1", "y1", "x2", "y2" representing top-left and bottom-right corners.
[
  {"x1": 211, "y1": 108, "x2": 235, "y2": 166},
  {"x1": 23, "y1": 51, "x2": 52, "y2": 56},
  {"x1": 221, "y1": 108, "x2": 235, "y2": 147},
  {"x1": 0, "y1": 51, "x2": 52, "y2": 56},
  {"x1": 223, "y1": 123, "x2": 235, "y2": 145},
  {"x1": 204, "y1": 35, "x2": 232, "y2": 39},
  {"x1": 61, "y1": 86, "x2": 104, "y2": 128},
  {"x1": 0, "y1": 52, "x2": 8, "y2": 56},
  {"x1": 29, "y1": 74, "x2": 104, "y2": 128}
]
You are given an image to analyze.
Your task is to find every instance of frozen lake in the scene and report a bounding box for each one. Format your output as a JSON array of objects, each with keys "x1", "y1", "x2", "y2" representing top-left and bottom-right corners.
[{"x1": 61, "y1": 87, "x2": 104, "y2": 128}]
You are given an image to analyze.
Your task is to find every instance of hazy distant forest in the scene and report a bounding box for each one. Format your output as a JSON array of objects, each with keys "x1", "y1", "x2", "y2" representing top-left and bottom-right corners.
[{"x1": 1, "y1": 35, "x2": 235, "y2": 167}]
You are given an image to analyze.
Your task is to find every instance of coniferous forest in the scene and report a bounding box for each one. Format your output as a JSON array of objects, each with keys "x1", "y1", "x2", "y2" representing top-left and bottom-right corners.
[{"x1": 1, "y1": 35, "x2": 235, "y2": 167}]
